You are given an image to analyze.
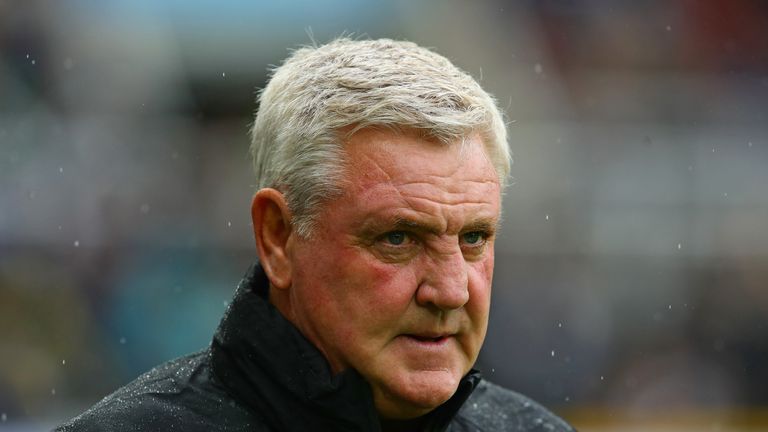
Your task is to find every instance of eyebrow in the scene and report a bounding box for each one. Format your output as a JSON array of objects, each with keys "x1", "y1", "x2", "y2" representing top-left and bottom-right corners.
[{"x1": 365, "y1": 215, "x2": 499, "y2": 236}]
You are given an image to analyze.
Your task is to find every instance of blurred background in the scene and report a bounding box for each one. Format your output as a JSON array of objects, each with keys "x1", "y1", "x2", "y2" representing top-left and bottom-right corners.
[{"x1": 2, "y1": 1, "x2": 767, "y2": 430}]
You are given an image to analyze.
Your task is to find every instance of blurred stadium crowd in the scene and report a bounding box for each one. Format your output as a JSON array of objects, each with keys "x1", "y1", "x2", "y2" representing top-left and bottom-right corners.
[{"x1": 1, "y1": 1, "x2": 767, "y2": 430}]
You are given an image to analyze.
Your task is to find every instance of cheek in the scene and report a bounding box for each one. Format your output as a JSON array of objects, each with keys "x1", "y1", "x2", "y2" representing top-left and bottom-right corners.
[
  {"x1": 346, "y1": 256, "x2": 420, "y2": 318},
  {"x1": 301, "y1": 246, "x2": 419, "y2": 327},
  {"x1": 468, "y1": 252, "x2": 495, "y2": 315}
]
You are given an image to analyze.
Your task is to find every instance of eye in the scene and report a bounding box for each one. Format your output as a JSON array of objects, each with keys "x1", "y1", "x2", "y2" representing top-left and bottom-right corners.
[
  {"x1": 384, "y1": 231, "x2": 408, "y2": 246},
  {"x1": 461, "y1": 231, "x2": 486, "y2": 245},
  {"x1": 372, "y1": 230, "x2": 419, "y2": 262}
]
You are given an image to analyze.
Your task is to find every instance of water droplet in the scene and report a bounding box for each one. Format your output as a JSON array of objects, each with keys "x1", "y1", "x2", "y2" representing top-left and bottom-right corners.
[
  {"x1": 712, "y1": 148, "x2": 716, "y2": 153},
  {"x1": 723, "y1": 192, "x2": 728, "y2": 197},
  {"x1": 677, "y1": 243, "x2": 682, "y2": 250},
  {"x1": 666, "y1": 25, "x2": 672, "y2": 31},
  {"x1": 1, "y1": 413, "x2": 6, "y2": 422},
  {"x1": 688, "y1": 165, "x2": 694, "y2": 171},
  {"x1": 600, "y1": 375, "x2": 604, "y2": 381},
  {"x1": 545, "y1": 214, "x2": 549, "y2": 221},
  {"x1": 63, "y1": 57, "x2": 74, "y2": 70},
  {"x1": 558, "y1": 322, "x2": 562, "y2": 328},
  {"x1": 57, "y1": 225, "x2": 62, "y2": 230},
  {"x1": 26, "y1": 54, "x2": 30, "y2": 59},
  {"x1": 58, "y1": 167, "x2": 64, "y2": 173},
  {"x1": 62, "y1": 359, "x2": 66, "y2": 365},
  {"x1": 551, "y1": 350, "x2": 555, "y2": 357},
  {"x1": 565, "y1": 396, "x2": 570, "y2": 402},
  {"x1": 534, "y1": 63, "x2": 543, "y2": 74},
  {"x1": 73, "y1": 240, "x2": 80, "y2": 247},
  {"x1": 668, "y1": 304, "x2": 672, "y2": 310},
  {"x1": 51, "y1": 388, "x2": 56, "y2": 395},
  {"x1": 227, "y1": 221, "x2": 232, "y2": 227},
  {"x1": 491, "y1": 368, "x2": 495, "y2": 373},
  {"x1": 140, "y1": 203, "x2": 150, "y2": 214},
  {"x1": 119, "y1": 337, "x2": 127, "y2": 345},
  {"x1": 222, "y1": 72, "x2": 226, "y2": 78},
  {"x1": 748, "y1": 141, "x2": 753, "y2": 147}
]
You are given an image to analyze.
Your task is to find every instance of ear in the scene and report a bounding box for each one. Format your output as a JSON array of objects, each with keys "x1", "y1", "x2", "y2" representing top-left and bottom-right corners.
[{"x1": 251, "y1": 188, "x2": 293, "y2": 290}]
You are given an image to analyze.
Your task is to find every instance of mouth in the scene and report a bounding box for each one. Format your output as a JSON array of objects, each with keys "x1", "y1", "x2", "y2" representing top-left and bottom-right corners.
[{"x1": 404, "y1": 334, "x2": 452, "y2": 344}]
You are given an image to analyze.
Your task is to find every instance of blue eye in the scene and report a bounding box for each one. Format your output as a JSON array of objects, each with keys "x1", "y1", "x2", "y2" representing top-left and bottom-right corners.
[
  {"x1": 462, "y1": 231, "x2": 484, "y2": 245},
  {"x1": 385, "y1": 231, "x2": 407, "y2": 245}
]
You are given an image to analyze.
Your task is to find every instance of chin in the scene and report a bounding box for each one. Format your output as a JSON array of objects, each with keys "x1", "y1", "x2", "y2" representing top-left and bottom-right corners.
[{"x1": 375, "y1": 369, "x2": 461, "y2": 419}]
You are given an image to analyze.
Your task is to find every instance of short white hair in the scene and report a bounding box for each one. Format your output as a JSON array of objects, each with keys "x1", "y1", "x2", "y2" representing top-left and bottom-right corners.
[{"x1": 250, "y1": 38, "x2": 510, "y2": 238}]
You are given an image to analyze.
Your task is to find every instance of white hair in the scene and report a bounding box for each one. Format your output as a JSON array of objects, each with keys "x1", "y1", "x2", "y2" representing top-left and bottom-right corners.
[{"x1": 250, "y1": 38, "x2": 510, "y2": 238}]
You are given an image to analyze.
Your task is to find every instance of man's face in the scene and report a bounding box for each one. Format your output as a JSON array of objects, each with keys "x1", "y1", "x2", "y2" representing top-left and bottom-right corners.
[{"x1": 285, "y1": 129, "x2": 501, "y2": 419}]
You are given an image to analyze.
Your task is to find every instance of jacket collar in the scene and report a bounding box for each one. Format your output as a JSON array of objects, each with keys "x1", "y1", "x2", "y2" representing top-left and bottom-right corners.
[{"x1": 211, "y1": 264, "x2": 481, "y2": 432}]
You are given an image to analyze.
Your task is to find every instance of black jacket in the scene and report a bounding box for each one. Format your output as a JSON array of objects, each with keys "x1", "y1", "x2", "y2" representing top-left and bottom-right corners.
[{"x1": 56, "y1": 265, "x2": 575, "y2": 431}]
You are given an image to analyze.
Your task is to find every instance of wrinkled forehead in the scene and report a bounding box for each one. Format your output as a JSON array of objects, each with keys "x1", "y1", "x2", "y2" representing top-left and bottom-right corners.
[
  {"x1": 339, "y1": 128, "x2": 499, "y2": 183},
  {"x1": 338, "y1": 129, "x2": 500, "y2": 201}
]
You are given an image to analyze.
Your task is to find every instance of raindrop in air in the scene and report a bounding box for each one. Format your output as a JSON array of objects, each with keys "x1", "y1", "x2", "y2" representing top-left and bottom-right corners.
[
  {"x1": 51, "y1": 388, "x2": 56, "y2": 396},
  {"x1": 222, "y1": 72, "x2": 226, "y2": 78},
  {"x1": 73, "y1": 240, "x2": 80, "y2": 247},
  {"x1": 666, "y1": 25, "x2": 672, "y2": 31},
  {"x1": 677, "y1": 243, "x2": 682, "y2": 250},
  {"x1": 1, "y1": 413, "x2": 6, "y2": 422},
  {"x1": 227, "y1": 221, "x2": 232, "y2": 227},
  {"x1": 59, "y1": 167, "x2": 63, "y2": 173},
  {"x1": 119, "y1": 337, "x2": 127, "y2": 345},
  {"x1": 545, "y1": 214, "x2": 549, "y2": 221},
  {"x1": 62, "y1": 359, "x2": 66, "y2": 365},
  {"x1": 551, "y1": 350, "x2": 555, "y2": 357},
  {"x1": 534, "y1": 63, "x2": 543, "y2": 74}
]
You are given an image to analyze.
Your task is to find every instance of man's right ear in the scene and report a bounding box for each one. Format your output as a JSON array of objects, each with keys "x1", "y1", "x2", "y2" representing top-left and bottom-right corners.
[{"x1": 251, "y1": 188, "x2": 293, "y2": 290}]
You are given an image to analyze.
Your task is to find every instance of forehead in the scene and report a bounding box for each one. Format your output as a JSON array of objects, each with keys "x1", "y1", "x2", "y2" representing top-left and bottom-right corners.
[
  {"x1": 342, "y1": 129, "x2": 498, "y2": 188},
  {"x1": 335, "y1": 129, "x2": 501, "y2": 232}
]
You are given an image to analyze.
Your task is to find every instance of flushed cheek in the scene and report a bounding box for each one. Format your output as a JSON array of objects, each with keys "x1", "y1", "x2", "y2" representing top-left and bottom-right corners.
[{"x1": 330, "y1": 256, "x2": 419, "y2": 337}]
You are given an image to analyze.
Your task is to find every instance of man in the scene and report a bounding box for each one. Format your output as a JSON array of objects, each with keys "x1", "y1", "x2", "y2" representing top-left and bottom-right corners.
[{"x1": 57, "y1": 38, "x2": 574, "y2": 431}]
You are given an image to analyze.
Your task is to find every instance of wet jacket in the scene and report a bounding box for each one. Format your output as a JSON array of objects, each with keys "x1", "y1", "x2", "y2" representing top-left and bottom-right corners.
[{"x1": 56, "y1": 265, "x2": 575, "y2": 431}]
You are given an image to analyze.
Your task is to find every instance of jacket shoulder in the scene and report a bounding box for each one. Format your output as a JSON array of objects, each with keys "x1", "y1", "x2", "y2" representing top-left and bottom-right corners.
[
  {"x1": 451, "y1": 380, "x2": 576, "y2": 432},
  {"x1": 54, "y1": 350, "x2": 266, "y2": 432}
]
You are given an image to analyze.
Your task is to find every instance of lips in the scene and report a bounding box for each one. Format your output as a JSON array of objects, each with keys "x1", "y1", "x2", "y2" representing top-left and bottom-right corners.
[
  {"x1": 404, "y1": 333, "x2": 453, "y2": 343},
  {"x1": 410, "y1": 335, "x2": 446, "y2": 342}
]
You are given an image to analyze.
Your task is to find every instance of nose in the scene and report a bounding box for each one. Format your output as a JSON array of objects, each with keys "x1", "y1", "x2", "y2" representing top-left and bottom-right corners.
[{"x1": 415, "y1": 249, "x2": 470, "y2": 311}]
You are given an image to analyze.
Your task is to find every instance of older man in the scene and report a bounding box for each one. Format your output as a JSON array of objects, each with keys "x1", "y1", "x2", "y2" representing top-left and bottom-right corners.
[{"x1": 57, "y1": 39, "x2": 574, "y2": 431}]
